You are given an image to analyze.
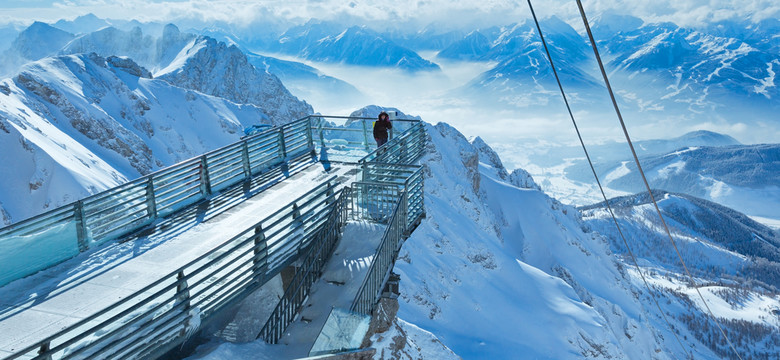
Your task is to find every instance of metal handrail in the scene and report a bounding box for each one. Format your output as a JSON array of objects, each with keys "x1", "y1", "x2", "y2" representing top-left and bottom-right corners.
[
  {"x1": 1, "y1": 114, "x2": 428, "y2": 359},
  {"x1": 257, "y1": 187, "x2": 351, "y2": 344},
  {"x1": 4, "y1": 179, "x2": 342, "y2": 360},
  {"x1": 350, "y1": 189, "x2": 408, "y2": 315},
  {"x1": 0, "y1": 117, "x2": 315, "y2": 287}
]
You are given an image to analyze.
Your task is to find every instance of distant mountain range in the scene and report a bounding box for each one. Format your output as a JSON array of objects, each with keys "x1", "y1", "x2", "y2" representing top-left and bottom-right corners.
[
  {"x1": 435, "y1": 14, "x2": 780, "y2": 122},
  {"x1": 0, "y1": 22, "x2": 312, "y2": 124},
  {"x1": 566, "y1": 143, "x2": 780, "y2": 219},
  {"x1": 581, "y1": 189, "x2": 780, "y2": 289},
  {"x1": 266, "y1": 20, "x2": 441, "y2": 72}
]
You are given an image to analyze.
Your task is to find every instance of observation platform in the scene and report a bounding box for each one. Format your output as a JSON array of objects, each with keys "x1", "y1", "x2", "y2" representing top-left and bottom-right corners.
[
  {"x1": 0, "y1": 115, "x2": 426, "y2": 360},
  {"x1": 0, "y1": 161, "x2": 352, "y2": 358}
]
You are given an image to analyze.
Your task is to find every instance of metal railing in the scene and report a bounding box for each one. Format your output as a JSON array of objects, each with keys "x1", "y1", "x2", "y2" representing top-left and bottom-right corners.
[
  {"x1": 257, "y1": 187, "x2": 351, "y2": 344},
  {"x1": 350, "y1": 189, "x2": 408, "y2": 315},
  {"x1": 308, "y1": 116, "x2": 419, "y2": 155},
  {"x1": 4, "y1": 178, "x2": 344, "y2": 360},
  {"x1": 0, "y1": 114, "x2": 428, "y2": 359},
  {"x1": 357, "y1": 121, "x2": 425, "y2": 165},
  {"x1": 0, "y1": 117, "x2": 315, "y2": 287},
  {"x1": 347, "y1": 124, "x2": 427, "y2": 316},
  {"x1": 251, "y1": 117, "x2": 428, "y2": 343}
]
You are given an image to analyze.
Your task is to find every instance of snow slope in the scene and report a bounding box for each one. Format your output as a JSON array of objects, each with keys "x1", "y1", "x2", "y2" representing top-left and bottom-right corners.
[
  {"x1": 582, "y1": 190, "x2": 780, "y2": 288},
  {"x1": 581, "y1": 190, "x2": 780, "y2": 358},
  {"x1": 0, "y1": 53, "x2": 269, "y2": 224},
  {"x1": 175, "y1": 119, "x2": 779, "y2": 359},
  {"x1": 384, "y1": 123, "x2": 779, "y2": 359},
  {"x1": 386, "y1": 122, "x2": 676, "y2": 358},
  {"x1": 60, "y1": 24, "x2": 312, "y2": 124},
  {"x1": 269, "y1": 21, "x2": 440, "y2": 72},
  {"x1": 0, "y1": 22, "x2": 75, "y2": 78},
  {"x1": 566, "y1": 144, "x2": 780, "y2": 220}
]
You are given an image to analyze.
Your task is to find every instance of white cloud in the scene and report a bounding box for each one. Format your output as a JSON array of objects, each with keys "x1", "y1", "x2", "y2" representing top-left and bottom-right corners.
[{"x1": 1, "y1": 0, "x2": 777, "y2": 29}]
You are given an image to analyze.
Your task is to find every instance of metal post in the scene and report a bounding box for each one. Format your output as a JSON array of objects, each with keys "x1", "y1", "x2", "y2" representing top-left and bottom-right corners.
[
  {"x1": 176, "y1": 270, "x2": 191, "y2": 310},
  {"x1": 176, "y1": 270, "x2": 192, "y2": 338},
  {"x1": 199, "y1": 155, "x2": 212, "y2": 196},
  {"x1": 242, "y1": 140, "x2": 251, "y2": 179},
  {"x1": 291, "y1": 202, "x2": 301, "y2": 220},
  {"x1": 278, "y1": 128, "x2": 287, "y2": 160},
  {"x1": 360, "y1": 161, "x2": 368, "y2": 183},
  {"x1": 253, "y1": 225, "x2": 267, "y2": 282},
  {"x1": 362, "y1": 119, "x2": 371, "y2": 152},
  {"x1": 317, "y1": 117, "x2": 325, "y2": 148},
  {"x1": 38, "y1": 341, "x2": 52, "y2": 360},
  {"x1": 74, "y1": 200, "x2": 89, "y2": 252},
  {"x1": 326, "y1": 185, "x2": 335, "y2": 204},
  {"x1": 305, "y1": 116, "x2": 314, "y2": 150},
  {"x1": 145, "y1": 176, "x2": 157, "y2": 220}
]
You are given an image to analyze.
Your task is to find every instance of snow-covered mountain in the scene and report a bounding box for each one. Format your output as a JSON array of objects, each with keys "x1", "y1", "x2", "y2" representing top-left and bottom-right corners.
[
  {"x1": 52, "y1": 13, "x2": 111, "y2": 35},
  {"x1": 437, "y1": 30, "x2": 491, "y2": 60},
  {"x1": 268, "y1": 21, "x2": 441, "y2": 72},
  {"x1": 382, "y1": 124, "x2": 780, "y2": 358},
  {"x1": 602, "y1": 18, "x2": 780, "y2": 117},
  {"x1": 59, "y1": 24, "x2": 312, "y2": 124},
  {"x1": 0, "y1": 53, "x2": 270, "y2": 224},
  {"x1": 581, "y1": 190, "x2": 780, "y2": 358},
  {"x1": 582, "y1": 190, "x2": 780, "y2": 288},
  {"x1": 0, "y1": 21, "x2": 313, "y2": 124},
  {"x1": 188, "y1": 27, "x2": 362, "y2": 104},
  {"x1": 527, "y1": 130, "x2": 741, "y2": 168},
  {"x1": 565, "y1": 143, "x2": 780, "y2": 220},
  {"x1": 0, "y1": 22, "x2": 75, "y2": 77},
  {"x1": 443, "y1": 18, "x2": 600, "y2": 109},
  {"x1": 434, "y1": 15, "x2": 780, "y2": 129},
  {"x1": 386, "y1": 25, "x2": 465, "y2": 51},
  {"x1": 244, "y1": 52, "x2": 364, "y2": 105}
]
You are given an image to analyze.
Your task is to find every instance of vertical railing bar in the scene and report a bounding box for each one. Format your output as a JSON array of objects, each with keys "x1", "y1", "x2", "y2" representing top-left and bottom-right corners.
[
  {"x1": 199, "y1": 155, "x2": 212, "y2": 196},
  {"x1": 145, "y1": 176, "x2": 157, "y2": 220},
  {"x1": 74, "y1": 200, "x2": 89, "y2": 252},
  {"x1": 241, "y1": 140, "x2": 251, "y2": 179}
]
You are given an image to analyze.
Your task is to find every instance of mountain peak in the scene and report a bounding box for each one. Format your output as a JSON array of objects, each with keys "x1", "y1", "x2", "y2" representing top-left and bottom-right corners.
[
  {"x1": 11, "y1": 22, "x2": 74, "y2": 60},
  {"x1": 676, "y1": 130, "x2": 740, "y2": 145}
]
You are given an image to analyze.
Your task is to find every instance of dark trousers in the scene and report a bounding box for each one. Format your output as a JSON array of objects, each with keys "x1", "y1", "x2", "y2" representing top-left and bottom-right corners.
[{"x1": 375, "y1": 137, "x2": 388, "y2": 147}]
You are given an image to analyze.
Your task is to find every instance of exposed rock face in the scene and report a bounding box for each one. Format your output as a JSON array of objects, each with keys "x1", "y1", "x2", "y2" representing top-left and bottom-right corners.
[
  {"x1": 61, "y1": 24, "x2": 312, "y2": 125},
  {"x1": 106, "y1": 56, "x2": 153, "y2": 79},
  {"x1": 155, "y1": 35, "x2": 312, "y2": 124},
  {"x1": 15, "y1": 56, "x2": 156, "y2": 175},
  {"x1": 509, "y1": 168, "x2": 541, "y2": 190}
]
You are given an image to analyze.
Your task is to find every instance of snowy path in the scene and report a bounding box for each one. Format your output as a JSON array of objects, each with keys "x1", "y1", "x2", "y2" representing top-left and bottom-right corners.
[
  {"x1": 189, "y1": 221, "x2": 385, "y2": 360},
  {"x1": 0, "y1": 160, "x2": 356, "y2": 357},
  {"x1": 276, "y1": 221, "x2": 384, "y2": 357}
]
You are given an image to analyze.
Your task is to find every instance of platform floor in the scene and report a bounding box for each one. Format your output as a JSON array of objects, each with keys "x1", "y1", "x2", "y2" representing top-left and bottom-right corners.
[{"x1": 0, "y1": 159, "x2": 357, "y2": 357}]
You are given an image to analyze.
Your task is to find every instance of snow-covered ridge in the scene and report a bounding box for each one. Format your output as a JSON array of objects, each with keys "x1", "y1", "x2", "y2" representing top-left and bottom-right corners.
[
  {"x1": 59, "y1": 24, "x2": 312, "y2": 124},
  {"x1": 564, "y1": 143, "x2": 780, "y2": 220},
  {"x1": 1, "y1": 22, "x2": 313, "y2": 125},
  {"x1": 0, "y1": 53, "x2": 269, "y2": 224},
  {"x1": 383, "y1": 122, "x2": 780, "y2": 358},
  {"x1": 269, "y1": 21, "x2": 440, "y2": 72}
]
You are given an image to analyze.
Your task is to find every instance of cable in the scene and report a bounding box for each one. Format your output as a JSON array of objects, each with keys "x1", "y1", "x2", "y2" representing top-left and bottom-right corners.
[
  {"x1": 573, "y1": 1, "x2": 744, "y2": 359},
  {"x1": 524, "y1": 1, "x2": 690, "y2": 358}
]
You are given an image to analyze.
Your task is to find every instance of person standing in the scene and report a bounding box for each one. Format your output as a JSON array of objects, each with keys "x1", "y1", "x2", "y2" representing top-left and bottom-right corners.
[{"x1": 373, "y1": 111, "x2": 393, "y2": 147}]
